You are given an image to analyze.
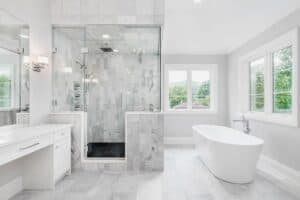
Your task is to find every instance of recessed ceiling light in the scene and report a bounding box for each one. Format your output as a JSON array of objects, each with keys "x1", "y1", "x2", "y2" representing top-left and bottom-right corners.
[
  {"x1": 19, "y1": 34, "x2": 29, "y2": 39},
  {"x1": 194, "y1": 0, "x2": 202, "y2": 3},
  {"x1": 113, "y1": 49, "x2": 119, "y2": 53},
  {"x1": 102, "y1": 34, "x2": 110, "y2": 39}
]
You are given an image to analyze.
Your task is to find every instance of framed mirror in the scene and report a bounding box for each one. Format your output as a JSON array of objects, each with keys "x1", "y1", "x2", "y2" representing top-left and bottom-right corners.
[{"x1": 0, "y1": 9, "x2": 29, "y2": 126}]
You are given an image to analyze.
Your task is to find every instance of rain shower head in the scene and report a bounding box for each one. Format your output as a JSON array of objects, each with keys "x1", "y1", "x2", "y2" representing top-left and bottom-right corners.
[
  {"x1": 100, "y1": 47, "x2": 114, "y2": 53},
  {"x1": 100, "y1": 42, "x2": 114, "y2": 53}
]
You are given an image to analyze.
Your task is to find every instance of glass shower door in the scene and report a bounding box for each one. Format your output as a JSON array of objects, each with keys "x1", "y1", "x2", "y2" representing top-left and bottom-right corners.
[
  {"x1": 52, "y1": 27, "x2": 85, "y2": 112},
  {"x1": 84, "y1": 25, "x2": 161, "y2": 160}
]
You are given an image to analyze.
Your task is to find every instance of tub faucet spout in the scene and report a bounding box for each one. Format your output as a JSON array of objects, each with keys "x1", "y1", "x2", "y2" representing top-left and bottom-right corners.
[{"x1": 233, "y1": 115, "x2": 251, "y2": 134}]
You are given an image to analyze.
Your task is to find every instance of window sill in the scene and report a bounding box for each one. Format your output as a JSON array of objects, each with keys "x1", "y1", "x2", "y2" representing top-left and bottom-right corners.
[
  {"x1": 244, "y1": 112, "x2": 298, "y2": 127},
  {"x1": 164, "y1": 110, "x2": 218, "y2": 115},
  {"x1": 0, "y1": 108, "x2": 17, "y2": 111}
]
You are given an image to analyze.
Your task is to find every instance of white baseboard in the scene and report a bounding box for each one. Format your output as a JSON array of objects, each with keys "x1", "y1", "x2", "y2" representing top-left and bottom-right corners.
[
  {"x1": 0, "y1": 177, "x2": 23, "y2": 200},
  {"x1": 257, "y1": 155, "x2": 300, "y2": 198},
  {"x1": 164, "y1": 137, "x2": 194, "y2": 146}
]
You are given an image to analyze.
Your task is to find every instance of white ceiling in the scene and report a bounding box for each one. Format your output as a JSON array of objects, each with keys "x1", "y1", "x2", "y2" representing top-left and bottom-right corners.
[{"x1": 162, "y1": 0, "x2": 300, "y2": 55}]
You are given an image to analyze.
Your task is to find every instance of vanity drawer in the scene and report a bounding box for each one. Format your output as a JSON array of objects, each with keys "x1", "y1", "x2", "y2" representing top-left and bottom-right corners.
[
  {"x1": 0, "y1": 135, "x2": 51, "y2": 166},
  {"x1": 54, "y1": 128, "x2": 71, "y2": 142}
]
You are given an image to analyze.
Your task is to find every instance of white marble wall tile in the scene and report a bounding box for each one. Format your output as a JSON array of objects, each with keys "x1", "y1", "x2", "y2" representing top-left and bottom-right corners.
[
  {"x1": 136, "y1": 0, "x2": 154, "y2": 15},
  {"x1": 51, "y1": 0, "x2": 63, "y2": 16},
  {"x1": 153, "y1": 15, "x2": 164, "y2": 25},
  {"x1": 52, "y1": 15, "x2": 82, "y2": 24},
  {"x1": 153, "y1": 0, "x2": 164, "y2": 15},
  {"x1": 62, "y1": 0, "x2": 81, "y2": 16},
  {"x1": 80, "y1": 15, "x2": 100, "y2": 24},
  {"x1": 51, "y1": 0, "x2": 164, "y2": 25},
  {"x1": 126, "y1": 113, "x2": 164, "y2": 171},
  {"x1": 115, "y1": 0, "x2": 137, "y2": 16},
  {"x1": 80, "y1": 0, "x2": 100, "y2": 16},
  {"x1": 117, "y1": 16, "x2": 137, "y2": 24},
  {"x1": 99, "y1": 0, "x2": 118, "y2": 15}
]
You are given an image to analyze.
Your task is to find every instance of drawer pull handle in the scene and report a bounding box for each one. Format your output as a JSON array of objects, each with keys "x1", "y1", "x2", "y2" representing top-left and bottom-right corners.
[{"x1": 20, "y1": 142, "x2": 40, "y2": 150}]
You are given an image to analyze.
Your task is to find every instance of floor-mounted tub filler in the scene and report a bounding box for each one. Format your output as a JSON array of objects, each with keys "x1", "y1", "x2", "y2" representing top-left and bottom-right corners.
[{"x1": 192, "y1": 125, "x2": 264, "y2": 184}]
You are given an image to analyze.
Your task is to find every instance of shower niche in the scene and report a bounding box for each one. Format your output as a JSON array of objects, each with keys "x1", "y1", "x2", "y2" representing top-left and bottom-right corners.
[{"x1": 52, "y1": 25, "x2": 161, "y2": 161}]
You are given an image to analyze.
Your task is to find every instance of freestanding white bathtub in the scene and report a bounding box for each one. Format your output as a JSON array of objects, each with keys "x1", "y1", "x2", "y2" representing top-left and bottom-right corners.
[{"x1": 192, "y1": 125, "x2": 264, "y2": 184}]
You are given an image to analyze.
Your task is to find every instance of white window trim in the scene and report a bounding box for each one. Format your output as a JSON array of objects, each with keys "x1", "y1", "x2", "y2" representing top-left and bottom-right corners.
[
  {"x1": 164, "y1": 64, "x2": 218, "y2": 114},
  {"x1": 239, "y1": 28, "x2": 299, "y2": 127}
]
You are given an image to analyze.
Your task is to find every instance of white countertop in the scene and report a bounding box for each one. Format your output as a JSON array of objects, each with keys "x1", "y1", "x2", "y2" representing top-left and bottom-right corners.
[
  {"x1": 50, "y1": 111, "x2": 86, "y2": 115},
  {"x1": 125, "y1": 111, "x2": 164, "y2": 115},
  {"x1": 0, "y1": 124, "x2": 72, "y2": 148}
]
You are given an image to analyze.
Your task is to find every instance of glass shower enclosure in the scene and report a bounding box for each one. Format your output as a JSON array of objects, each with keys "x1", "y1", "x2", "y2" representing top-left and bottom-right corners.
[{"x1": 52, "y1": 25, "x2": 161, "y2": 161}]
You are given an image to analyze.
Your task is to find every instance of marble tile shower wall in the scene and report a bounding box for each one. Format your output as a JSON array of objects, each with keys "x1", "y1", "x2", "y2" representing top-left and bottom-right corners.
[
  {"x1": 126, "y1": 113, "x2": 164, "y2": 171},
  {"x1": 51, "y1": 0, "x2": 164, "y2": 25},
  {"x1": 86, "y1": 53, "x2": 161, "y2": 143},
  {"x1": 52, "y1": 29, "x2": 84, "y2": 111}
]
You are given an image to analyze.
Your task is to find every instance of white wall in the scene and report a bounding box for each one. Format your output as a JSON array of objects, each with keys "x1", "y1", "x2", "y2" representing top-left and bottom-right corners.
[
  {"x1": 50, "y1": 0, "x2": 164, "y2": 25},
  {"x1": 228, "y1": 9, "x2": 300, "y2": 171},
  {"x1": 163, "y1": 55, "x2": 228, "y2": 138}
]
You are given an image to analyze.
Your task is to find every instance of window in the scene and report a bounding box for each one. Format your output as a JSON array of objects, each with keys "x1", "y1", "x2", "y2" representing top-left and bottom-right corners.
[
  {"x1": 168, "y1": 70, "x2": 188, "y2": 110},
  {"x1": 249, "y1": 58, "x2": 265, "y2": 112},
  {"x1": 0, "y1": 65, "x2": 13, "y2": 109},
  {"x1": 243, "y1": 29, "x2": 298, "y2": 126},
  {"x1": 272, "y1": 46, "x2": 292, "y2": 113},
  {"x1": 165, "y1": 64, "x2": 217, "y2": 112},
  {"x1": 192, "y1": 71, "x2": 210, "y2": 109}
]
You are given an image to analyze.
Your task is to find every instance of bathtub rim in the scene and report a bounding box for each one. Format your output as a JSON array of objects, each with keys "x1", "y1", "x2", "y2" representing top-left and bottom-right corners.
[{"x1": 192, "y1": 125, "x2": 264, "y2": 146}]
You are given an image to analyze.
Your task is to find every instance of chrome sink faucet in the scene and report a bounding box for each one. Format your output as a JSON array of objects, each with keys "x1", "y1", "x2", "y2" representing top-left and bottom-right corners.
[{"x1": 233, "y1": 115, "x2": 251, "y2": 134}]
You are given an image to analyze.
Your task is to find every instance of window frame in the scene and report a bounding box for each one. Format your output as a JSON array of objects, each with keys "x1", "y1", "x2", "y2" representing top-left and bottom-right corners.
[
  {"x1": 164, "y1": 64, "x2": 218, "y2": 114},
  {"x1": 240, "y1": 28, "x2": 299, "y2": 127}
]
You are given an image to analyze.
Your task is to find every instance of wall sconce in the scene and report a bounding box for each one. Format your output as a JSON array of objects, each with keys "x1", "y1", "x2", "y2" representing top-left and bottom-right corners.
[{"x1": 23, "y1": 55, "x2": 49, "y2": 72}]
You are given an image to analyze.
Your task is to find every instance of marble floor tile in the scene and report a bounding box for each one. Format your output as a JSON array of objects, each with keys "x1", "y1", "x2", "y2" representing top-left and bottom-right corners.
[{"x1": 11, "y1": 148, "x2": 299, "y2": 200}]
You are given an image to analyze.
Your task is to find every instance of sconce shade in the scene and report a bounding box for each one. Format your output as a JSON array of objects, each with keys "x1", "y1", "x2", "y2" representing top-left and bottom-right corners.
[
  {"x1": 37, "y1": 56, "x2": 48, "y2": 64},
  {"x1": 23, "y1": 56, "x2": 31, "y2": 64},
  {"x1": 23, "y1": 55, "x2": 49, "y2": 72}
]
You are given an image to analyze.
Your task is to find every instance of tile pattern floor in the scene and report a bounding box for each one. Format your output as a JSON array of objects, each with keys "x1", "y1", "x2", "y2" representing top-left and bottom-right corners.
[{"x1": 11, "y1": 148, "x2": 299, "y2": 200}]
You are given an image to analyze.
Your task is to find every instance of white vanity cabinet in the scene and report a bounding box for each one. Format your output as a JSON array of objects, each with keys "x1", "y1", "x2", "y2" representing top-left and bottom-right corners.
[
  {"x1": 0, "y1": 124, "x2": 72, "y2": 199},
  {"x1": 53, "y1": 127, "x2": 71, "y2": 183}
]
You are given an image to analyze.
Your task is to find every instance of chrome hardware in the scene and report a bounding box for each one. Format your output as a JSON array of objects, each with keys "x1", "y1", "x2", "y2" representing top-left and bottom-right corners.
[
  {"x1": 233, "y1": 115, "x2": 251, "y2": 134},
  {"x1": 52, "y1": 48, "x2": 57, "y2": 54}
]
